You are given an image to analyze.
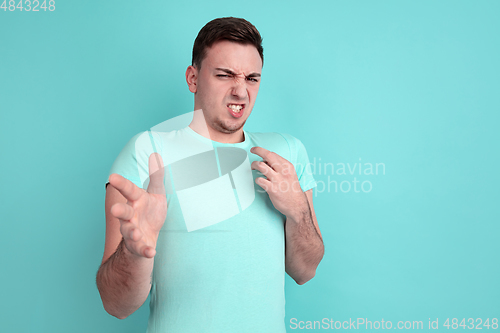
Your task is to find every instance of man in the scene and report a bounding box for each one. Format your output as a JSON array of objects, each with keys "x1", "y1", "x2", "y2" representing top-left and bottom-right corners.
[{"x1": 96, "y1": 17, "x2": 324, "y2": 332}]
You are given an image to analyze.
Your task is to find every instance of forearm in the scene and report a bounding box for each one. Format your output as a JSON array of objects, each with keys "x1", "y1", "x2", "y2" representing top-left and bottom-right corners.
[
  {"x1": 96, "y1": 239, "x2": 154, "y2": 319},
  {"x1": 285, "y1": 205, "x2": 324, "y2": 285}
]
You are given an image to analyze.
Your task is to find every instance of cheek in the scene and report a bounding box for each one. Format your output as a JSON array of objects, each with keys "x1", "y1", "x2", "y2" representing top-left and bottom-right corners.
[
  {"x1": 248, "y1": 85, "x2": 260, "y2": 99},
  {"x1": 209, "y1": 82, "x2": 230, "y2": 97},
  {"x1": 201, "y1": 85, "x2": 218, "y2": 103}
]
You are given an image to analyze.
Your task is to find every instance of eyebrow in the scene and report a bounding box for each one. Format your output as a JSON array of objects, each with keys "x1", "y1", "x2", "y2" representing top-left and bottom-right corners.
[{"x1": 215, "y1": 67, "x2": 261, "y2": 78}]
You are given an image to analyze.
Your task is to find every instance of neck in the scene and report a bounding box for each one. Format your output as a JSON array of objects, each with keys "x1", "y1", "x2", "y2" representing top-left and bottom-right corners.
[{"x1": 189, "y1": 110, "x2": 244, "y2": 144}]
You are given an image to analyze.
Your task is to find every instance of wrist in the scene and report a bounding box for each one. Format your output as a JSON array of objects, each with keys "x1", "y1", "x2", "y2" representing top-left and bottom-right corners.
[{"x1": 285, "y1": 197, "x2": 310, "y2": 223}]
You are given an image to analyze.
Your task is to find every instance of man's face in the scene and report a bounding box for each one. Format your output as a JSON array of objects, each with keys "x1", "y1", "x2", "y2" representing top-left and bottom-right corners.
[{"x1": 189, "y1": 40, "x2": 262, "y2": 135}]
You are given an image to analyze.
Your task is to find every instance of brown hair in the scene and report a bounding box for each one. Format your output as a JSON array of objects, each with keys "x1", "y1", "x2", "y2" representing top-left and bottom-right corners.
[{"x1": 192, "y1": 17, "x2": 264, "y2": 68}]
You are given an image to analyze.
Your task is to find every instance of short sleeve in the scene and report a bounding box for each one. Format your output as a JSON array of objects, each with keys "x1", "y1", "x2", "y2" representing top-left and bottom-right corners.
[
  {"x1": 105, "y1": 131, "x2": 163, "y2": 190},
  {"x1": 293, "y1": 137, "x2": 317, "y2": 192},
  {"x1": 277, "y1": 133, "x2": 317, "y2": 192}
]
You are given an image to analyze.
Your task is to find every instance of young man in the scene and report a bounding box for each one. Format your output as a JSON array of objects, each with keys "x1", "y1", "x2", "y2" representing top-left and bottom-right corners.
[{"x1": 96, "y1": 17, "x2": 324, "y2": 332}]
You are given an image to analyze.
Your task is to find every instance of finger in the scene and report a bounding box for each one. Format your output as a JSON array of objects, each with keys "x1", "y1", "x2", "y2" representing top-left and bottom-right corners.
[
  {"x1": 126, "y1": 238, "x2": 156, "y2": 258},
  {"x1": 110, "y1": 202, "x2": 135, "y2": 221},
  {"x1": 119, "y1": 226, "x2": 155, "y2": 258},
  {"x1": 255, "y1": 177, "x2": 272, "y2": 192},
  {"x1": 250, "y1": 147, "x2": 284, "y2": 172},
  {"x1": 142, "y1": 246, "x2": 156, "y2": 258},
  {"x1": 147, "y1": 153, "x2": 166, "y2": 195},
  {"x1": 250, "y1": 146, "x2": 271, "y2": 160},
  {"x1": 120, "y1": 221, "x2": 143, "y2": 242},
  {"x1": 109, "y1": 173, "x2": 143, "y2": 201},
  {"x1": 251, "y1": 160, "x2": 277, "y2": 179}
]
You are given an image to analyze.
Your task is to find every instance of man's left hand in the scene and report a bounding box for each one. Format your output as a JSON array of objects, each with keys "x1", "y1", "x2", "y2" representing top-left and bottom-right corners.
[{"x1": 250, "y1": 146, "x2": 309, "y2": 220}]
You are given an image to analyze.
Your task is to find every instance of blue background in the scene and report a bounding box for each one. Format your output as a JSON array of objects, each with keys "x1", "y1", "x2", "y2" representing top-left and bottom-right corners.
[{"x1": 1, "y1": 0, "x2": 499, "y2": 332}]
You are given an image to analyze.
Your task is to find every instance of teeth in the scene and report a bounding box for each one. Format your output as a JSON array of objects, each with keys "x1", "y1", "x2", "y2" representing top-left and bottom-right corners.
[{"x1": 228, "y1": 104, "x2": 243, "y2": 113}]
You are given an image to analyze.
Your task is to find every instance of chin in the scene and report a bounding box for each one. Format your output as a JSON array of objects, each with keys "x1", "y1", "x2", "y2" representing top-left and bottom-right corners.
[{"x1": 215, "y1": 118, "x2": 246, "y2": 134}]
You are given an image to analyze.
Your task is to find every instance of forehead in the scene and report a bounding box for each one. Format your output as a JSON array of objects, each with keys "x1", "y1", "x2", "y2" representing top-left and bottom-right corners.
[{"x1": 202, "y1": 40, "x2": 262, "y2": 73}]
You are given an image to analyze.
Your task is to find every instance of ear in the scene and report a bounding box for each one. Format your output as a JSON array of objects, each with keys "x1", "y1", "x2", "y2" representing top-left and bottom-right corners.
[{"x1": 186, "y1": 65, "x2": 198, "y2": 93}]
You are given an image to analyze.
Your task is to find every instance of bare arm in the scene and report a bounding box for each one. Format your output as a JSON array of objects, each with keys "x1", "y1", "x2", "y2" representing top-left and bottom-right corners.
[
  {"x1": 96, "y1": 185, "x2": 155, "y2": 319},
  {"x1": 96, "y1": 153, "x2": 167, "y2": 319},
  {"x1": 284, "y1": 189, "x2": 324, "y2": 285},
  {"x1": 250, "y1": 147, "x2": 324, "y2": 285}
]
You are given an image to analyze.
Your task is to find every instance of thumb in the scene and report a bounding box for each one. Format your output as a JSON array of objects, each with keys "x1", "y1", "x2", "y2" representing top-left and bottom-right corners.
[{"x1": 147, "y1": 152, "x2": 166, "y2": 195}]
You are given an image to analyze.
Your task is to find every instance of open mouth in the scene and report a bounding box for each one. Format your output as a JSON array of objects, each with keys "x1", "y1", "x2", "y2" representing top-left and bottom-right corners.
[{"x1": 227, "y1": 104, "x2": 245, "y2": 118}]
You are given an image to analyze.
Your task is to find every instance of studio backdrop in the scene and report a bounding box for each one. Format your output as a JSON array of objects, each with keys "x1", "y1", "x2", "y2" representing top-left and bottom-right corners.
[{"x1": 1, "y1": 0, "x2": 499, "y2": 332}]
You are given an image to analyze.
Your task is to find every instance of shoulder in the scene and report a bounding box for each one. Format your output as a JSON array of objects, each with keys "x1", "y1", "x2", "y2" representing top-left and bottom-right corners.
[
  {"x1": 247, "y1": 130, "x2": 305, "y2": 150},
  {"x1": 122, "y1": 129, "x2": 180, "y2": 155},
  {"x1": 246, "y1": 131, "x2": 307, "y2": 163},
  {"x1": 112, "y1": 130, "x2": 169, "y2": 168},
  {"x1": 116, "y1": 130, "x2": 156, "y2": 152}
]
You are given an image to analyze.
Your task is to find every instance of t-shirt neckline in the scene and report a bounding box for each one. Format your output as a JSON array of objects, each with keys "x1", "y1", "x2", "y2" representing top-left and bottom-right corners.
[{"x1": 184, "y1": 125, "x2": 250, "y2": 148}]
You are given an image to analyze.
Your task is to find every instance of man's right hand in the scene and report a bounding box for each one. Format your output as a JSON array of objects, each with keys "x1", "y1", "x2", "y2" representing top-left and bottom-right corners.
[{"x1": 108, "y1": 153, "x2": 167, "y2": 258}]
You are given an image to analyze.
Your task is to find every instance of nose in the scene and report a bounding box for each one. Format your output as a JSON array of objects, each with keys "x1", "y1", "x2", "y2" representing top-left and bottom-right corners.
[{"x1": 231, "y1": 74, "x2": 247, "y2": 99}]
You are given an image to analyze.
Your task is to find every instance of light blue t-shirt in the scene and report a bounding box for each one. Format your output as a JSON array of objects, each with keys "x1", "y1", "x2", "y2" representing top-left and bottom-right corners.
[{"x1": 106, "y1": 126, "x2": 316, "y2": 333}]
